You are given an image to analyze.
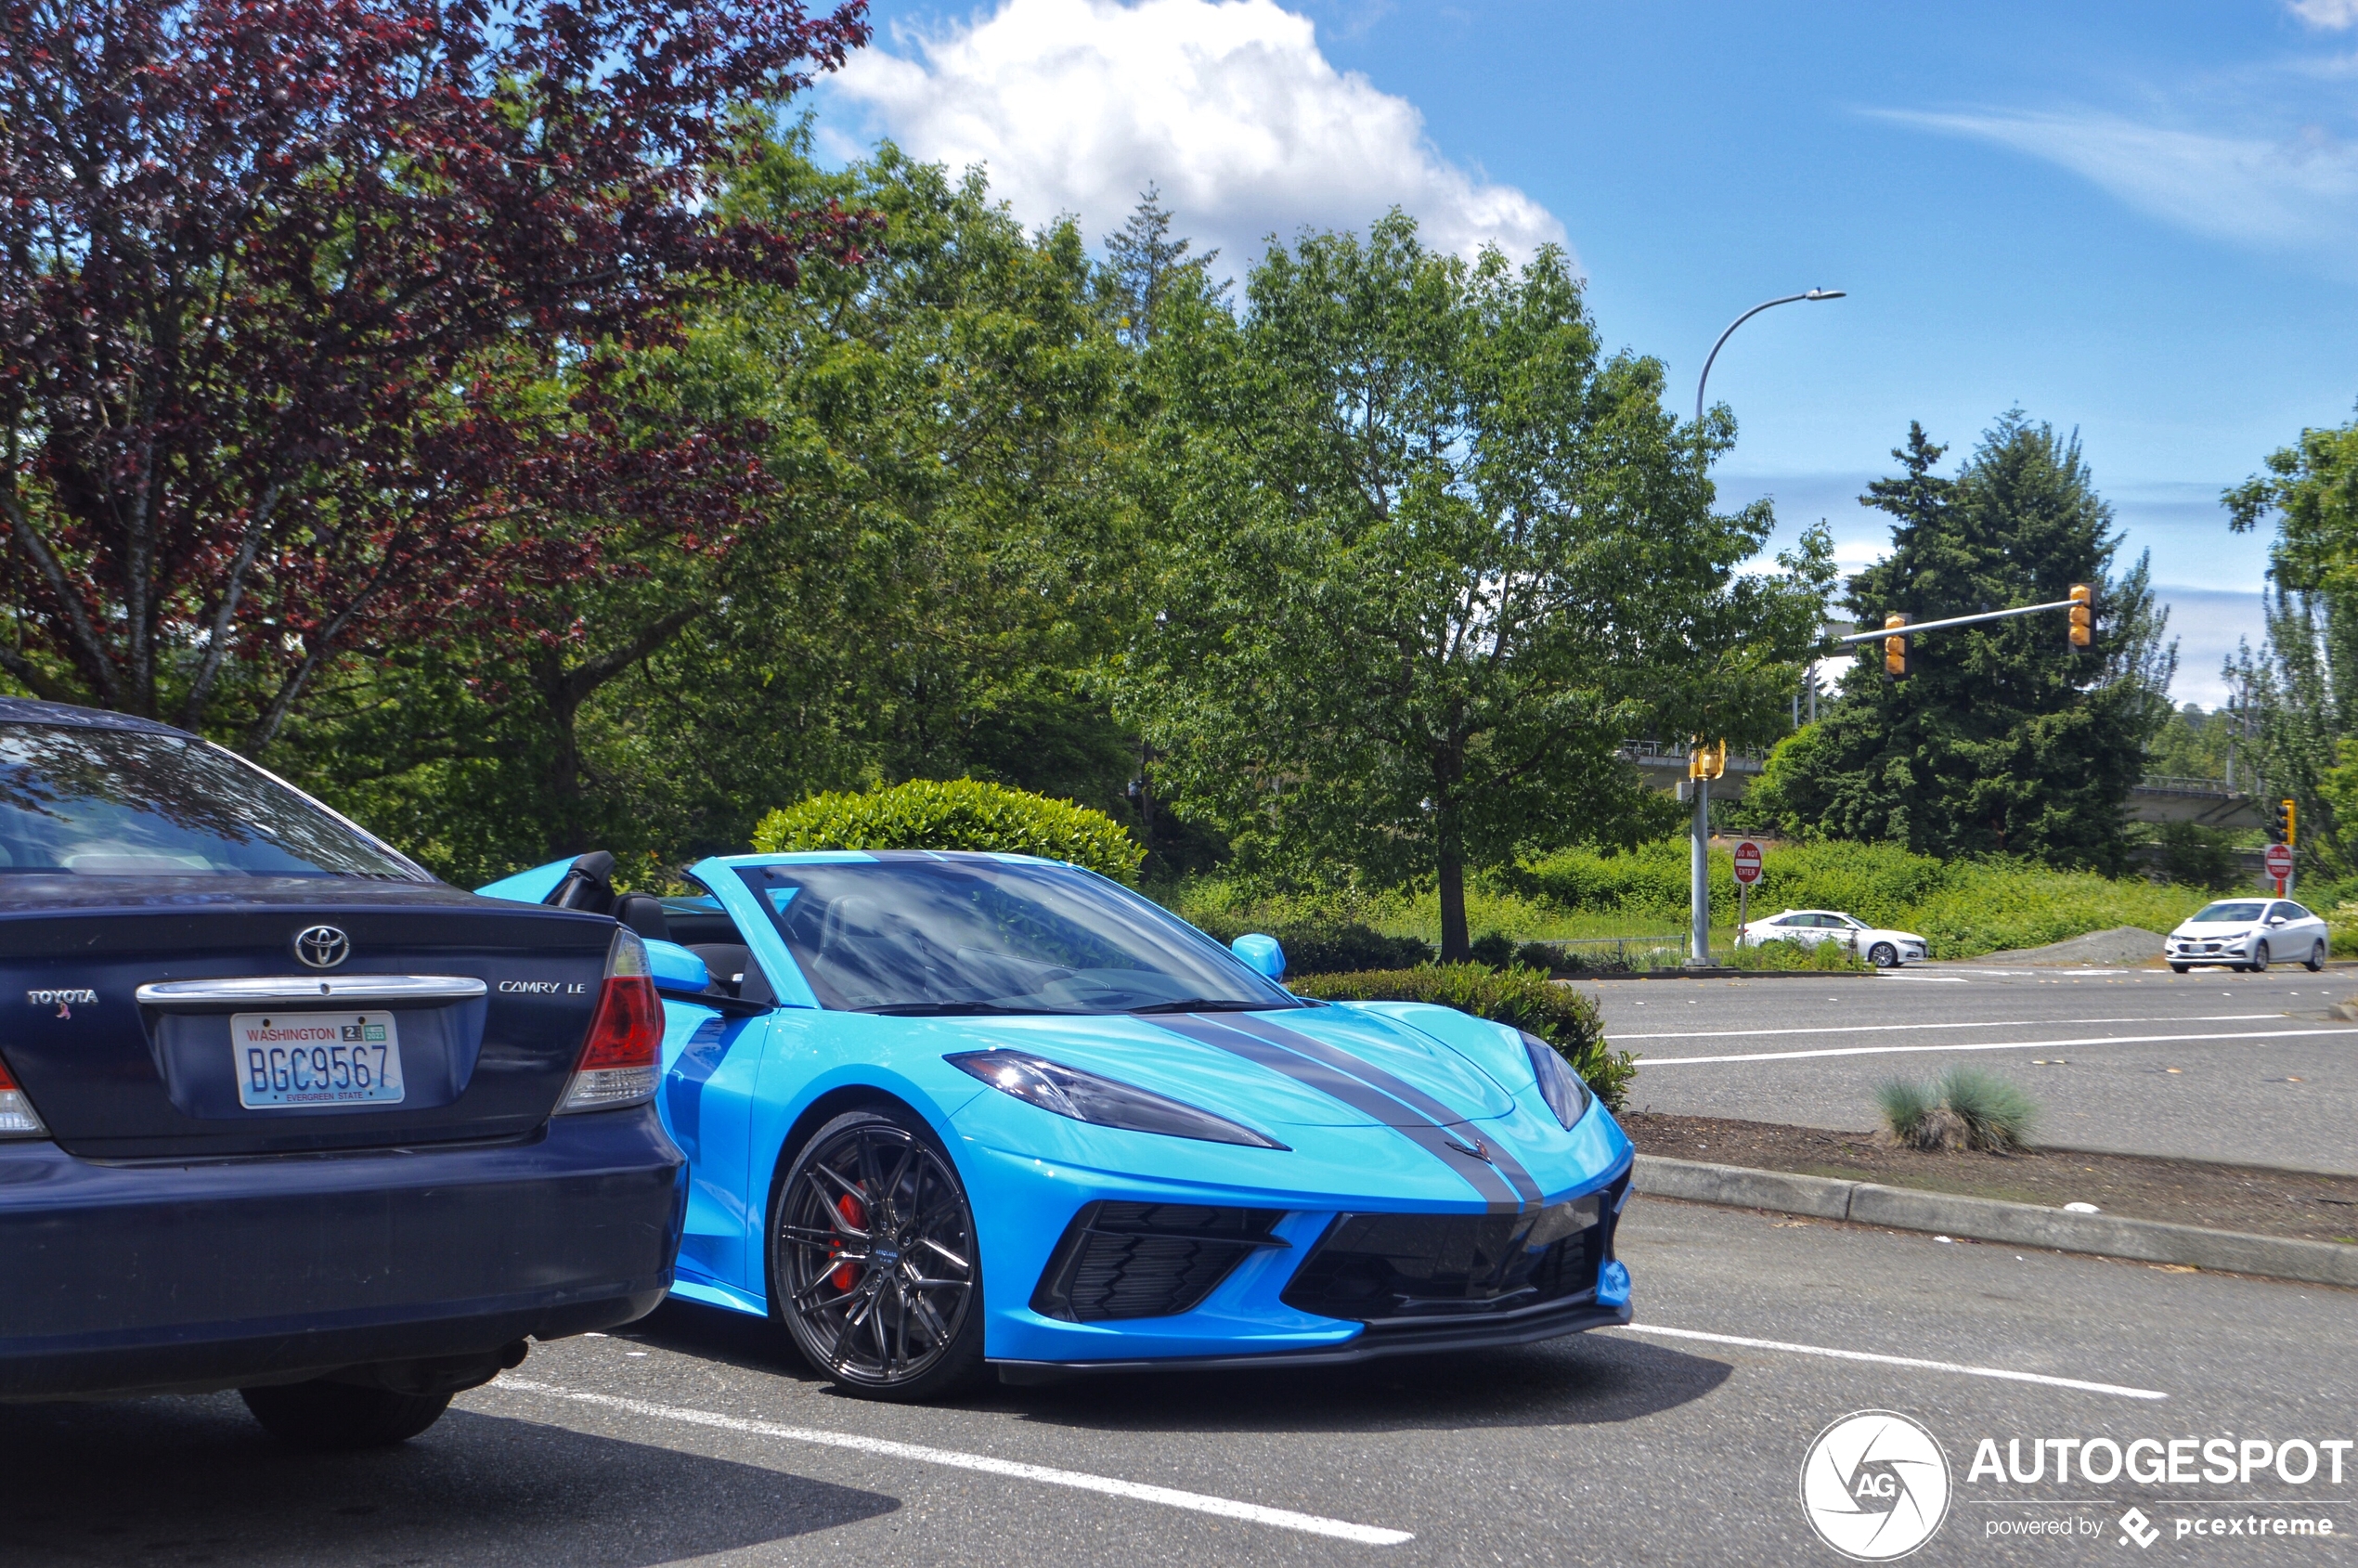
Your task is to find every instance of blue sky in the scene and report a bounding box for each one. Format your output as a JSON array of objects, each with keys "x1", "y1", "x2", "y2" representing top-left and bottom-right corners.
[{"x1": 816, "y1": 0, "x2": 2358, "y2": 705}]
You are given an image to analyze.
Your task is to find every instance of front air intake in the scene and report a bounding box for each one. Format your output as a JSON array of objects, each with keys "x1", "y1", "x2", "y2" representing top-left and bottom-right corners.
[{"x1": 1030, "y1": 1202, "x2": 1287, "y2": 1322}]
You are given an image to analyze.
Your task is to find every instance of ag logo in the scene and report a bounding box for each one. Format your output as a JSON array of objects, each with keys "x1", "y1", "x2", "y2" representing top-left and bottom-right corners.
[
  {"x1": 1800, "y1": 1410, "x2": 1951, "y2": 1561},
  {"x1": 292, "y1": 925, "x2": 350, "y2": 970}
]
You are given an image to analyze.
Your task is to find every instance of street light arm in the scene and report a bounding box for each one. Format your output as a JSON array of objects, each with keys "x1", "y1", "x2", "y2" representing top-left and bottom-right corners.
[{"x1": 1693, "y1": 289, "x2": 1846, "y2": 428}]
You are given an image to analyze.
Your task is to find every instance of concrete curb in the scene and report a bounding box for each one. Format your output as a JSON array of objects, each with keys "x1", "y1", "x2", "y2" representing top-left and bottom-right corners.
[{"x1": 1632, "y1": 1154, "x2": 2358, "y2": 1289}]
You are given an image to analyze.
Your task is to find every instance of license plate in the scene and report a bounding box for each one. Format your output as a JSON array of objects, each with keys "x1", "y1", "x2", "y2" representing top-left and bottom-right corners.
[{"x1": 231, "y1": 1012, "x2": 405, "y2": 1108}]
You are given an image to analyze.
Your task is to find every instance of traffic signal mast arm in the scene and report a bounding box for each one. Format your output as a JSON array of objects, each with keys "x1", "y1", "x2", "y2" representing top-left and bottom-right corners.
[{"x1": 1833, "y1": 592, "x2": 2090, "y2": 644}]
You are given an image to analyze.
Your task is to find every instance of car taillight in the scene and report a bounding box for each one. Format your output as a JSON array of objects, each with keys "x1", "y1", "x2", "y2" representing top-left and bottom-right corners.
[
  {"x1": 556, "y1": 928, "x2": 663, "y2": 1113},
  {"x1": 0, "y1": 1050, "x2": 49, "y2": 1140}
]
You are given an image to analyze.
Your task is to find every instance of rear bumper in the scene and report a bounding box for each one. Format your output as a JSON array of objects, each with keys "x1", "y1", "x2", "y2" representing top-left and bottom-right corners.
[{"x1": 0, "y1": 1106, "x2": 685, "y2": 1400}]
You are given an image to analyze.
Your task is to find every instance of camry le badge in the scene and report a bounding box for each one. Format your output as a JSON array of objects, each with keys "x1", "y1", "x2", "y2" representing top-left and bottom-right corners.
[{"x1": 293, "y1": 925, "x2": 351, "y2": 970}]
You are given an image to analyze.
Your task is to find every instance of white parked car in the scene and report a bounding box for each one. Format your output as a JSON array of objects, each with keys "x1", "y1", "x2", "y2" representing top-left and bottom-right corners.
[
  {"x1": 1736, "y1": 909, "x2": 1928, "y2": 967},
  {"x1": 2165, "y1": 898, "x2": 2328, "y2": 973}
]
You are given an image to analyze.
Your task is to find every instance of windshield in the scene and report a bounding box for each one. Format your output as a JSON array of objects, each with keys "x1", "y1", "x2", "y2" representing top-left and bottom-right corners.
[
  {"x1": 0, "y1": 725, "x2": 421, "y2": 879},
  {"x1": 2189, "y1": 902, "x2": 2266, "y2": 925},
  {"x1": 733, "y1": 855, "x2": 1300, "y2": 1014}
]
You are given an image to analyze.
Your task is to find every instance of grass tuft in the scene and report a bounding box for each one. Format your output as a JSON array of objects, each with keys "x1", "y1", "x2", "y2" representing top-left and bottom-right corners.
[{"x1": 1877, "y1": 1069, "x2": 2037, "y2": 1152}]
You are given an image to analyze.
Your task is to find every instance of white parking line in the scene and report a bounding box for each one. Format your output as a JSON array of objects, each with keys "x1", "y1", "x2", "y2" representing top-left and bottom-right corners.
[
  {"x1": 1613, "y1": 1013, "x2": 2282, "y2": 1042},
  {"x1": 1614, "y1": 1325, "x2": 2168, "y2": 1401},
  {"x1": 1635, "y1": 1026, "x2": 2358, "y2": 1067},
  {"x1": 487, "y1": 1380, "x2": 1414, "y2": 1547}
]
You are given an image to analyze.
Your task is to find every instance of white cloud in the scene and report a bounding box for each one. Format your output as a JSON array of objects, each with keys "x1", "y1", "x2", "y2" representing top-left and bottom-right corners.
[
  {"x1": 2289, "y1": 0, "x2": 2358, "y2": 29},
  {"x1": 1872, "y1": 107, "x2": 2358, "y2": 259},
  {"x1": 825, "y1": 0, "x2": 1567, "y2": 270}
]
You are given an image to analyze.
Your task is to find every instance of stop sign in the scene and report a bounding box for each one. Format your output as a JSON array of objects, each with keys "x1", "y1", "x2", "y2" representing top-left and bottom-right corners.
[
  {"x1": 2265, "y1": 843, "x2": 2294, "y2": 882},
  {"x1": 1732, "y1": 840, "x2": 1763, "y2": 886}
]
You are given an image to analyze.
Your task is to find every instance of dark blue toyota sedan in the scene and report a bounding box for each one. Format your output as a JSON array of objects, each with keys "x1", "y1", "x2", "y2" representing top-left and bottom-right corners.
[{"x1": 0, "y1": 699, "x2": 685, "y2": 1446}]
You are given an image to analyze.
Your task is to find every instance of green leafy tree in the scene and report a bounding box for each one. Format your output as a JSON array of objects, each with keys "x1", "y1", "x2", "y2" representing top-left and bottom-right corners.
[
  {"x1": 287, "y1": 130, "x2": 1147, "y2": 884},
  {"x1": 1743, "y1": 415, "x2": 2175, "y2": 872},
  {"x1": 1116, "y1": 213, "x2": 1832, "y2": 960},
  {"x1": 2222, "y1": 408, "x2": 2358, "y2": 875}
]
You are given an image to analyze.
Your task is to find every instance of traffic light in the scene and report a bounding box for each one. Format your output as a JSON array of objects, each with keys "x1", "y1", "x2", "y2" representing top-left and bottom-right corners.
[
  {"x1": 2067, "y1": 583, "x2": 2094, "y2": 649},
  {"x1": 2275, "y1": 798, "x2": 2297, "y2": 848},
  {"x1": 1882, "y1": 613, "x2": 1910, "y2": 680}
]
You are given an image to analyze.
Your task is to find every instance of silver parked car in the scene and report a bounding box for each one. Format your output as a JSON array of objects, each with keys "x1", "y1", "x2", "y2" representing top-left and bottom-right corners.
[{"x1": 2165, "y1": 898, "x2": 2328, "y2": 973}]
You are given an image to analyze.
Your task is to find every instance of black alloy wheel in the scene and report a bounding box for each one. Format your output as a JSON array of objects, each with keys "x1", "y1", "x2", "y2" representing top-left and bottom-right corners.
[
  {"x1": 2308, "y1": 941, "x2": 2327, "y2": 972},
  {"x1": 770, "y1": 1107, "x2": 984, "y2": 1401},
  {"x1": 2253, "y1": 940, "x2": 2272, "y2": 972},
  {"x1": 1868, "y1": 941, "x2": 1898, "y2": 968}
]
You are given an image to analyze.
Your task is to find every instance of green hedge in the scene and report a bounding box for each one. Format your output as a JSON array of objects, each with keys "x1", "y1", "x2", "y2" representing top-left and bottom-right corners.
[
  {"x1": 1289, "y1": 964, "x2": 1634, "y2": 1111},
  {"x1": 753, "y1": 779, "x2": 1144, "y2": 885}
]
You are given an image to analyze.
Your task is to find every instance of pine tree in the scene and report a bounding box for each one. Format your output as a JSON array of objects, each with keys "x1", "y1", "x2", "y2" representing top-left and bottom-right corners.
[
  {"x1": 1743, "y1": 413, "x2": 2176, "y2": 871},
  {"x1": 1101, "y1": 186, "x2": 1219, "y2": 348}
]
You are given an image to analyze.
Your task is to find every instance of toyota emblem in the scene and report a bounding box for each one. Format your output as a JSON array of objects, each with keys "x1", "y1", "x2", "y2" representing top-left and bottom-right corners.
[{"x1": 293, "y1": 925, "x2": 351, "y2": 969}]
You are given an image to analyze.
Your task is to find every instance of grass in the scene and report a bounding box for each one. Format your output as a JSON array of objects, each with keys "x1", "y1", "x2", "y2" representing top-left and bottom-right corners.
[
  {"x1": 1877, "y1": 1068, "x2": 2038, "y2": 1152},
  {"x1": 1501, "y1": 838, "x2": 2219, "y2": 960},
  {"x1": 1158, "y1": 835, "x2": 2341, "y2": 965}
]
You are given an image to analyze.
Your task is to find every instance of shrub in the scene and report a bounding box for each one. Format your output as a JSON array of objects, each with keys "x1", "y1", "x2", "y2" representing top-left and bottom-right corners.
[
  {"x1": 1726, "y1": 937, "x2": 1868, "y2": 972},
  {"x1": 753, "y1": 779, "x2": 1144, "y2": 884},
  {"x1": 1467, "y1": 930, "x2": 1517, "y2": 968},
  {"x1": 1289, "y1": 964, "x2": 1634, "y2": 1111},
  {"x1": 1180, "y1": 911, "x2": 1420, "y2": 974},
  {"x1": 1876, "y1": 1067, "x2": 2037, "y2": 1152}
]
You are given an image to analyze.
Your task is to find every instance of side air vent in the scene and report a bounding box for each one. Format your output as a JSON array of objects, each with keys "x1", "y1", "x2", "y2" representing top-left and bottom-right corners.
[{"x1": 1030, "y1": 1201, "x2": 1288, "y2": 1322}]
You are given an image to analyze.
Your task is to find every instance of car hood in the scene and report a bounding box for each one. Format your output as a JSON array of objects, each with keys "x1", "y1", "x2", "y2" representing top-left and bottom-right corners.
[
  {"x1": 2170, "y1": 921, "x2": 2261, "y2": 938},
  {"x1": 912, "y1": 1004, "x2": 1520, "y2": 1130}
]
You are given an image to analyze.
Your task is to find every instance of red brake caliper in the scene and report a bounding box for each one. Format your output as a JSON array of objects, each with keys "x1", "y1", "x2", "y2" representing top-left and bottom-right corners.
[{"x1": 828, "y1": 1192, "x2": 866, "y2": 1292}]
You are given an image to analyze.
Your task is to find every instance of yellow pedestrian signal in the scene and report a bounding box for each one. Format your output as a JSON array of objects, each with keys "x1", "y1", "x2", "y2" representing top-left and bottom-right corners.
[
  {"x1": 2277, "y1": 798, "x2": 2296, "y2": 848},
  {"x1": 2068, "y1": 583, "x2": 2093, "y2": 648},
  {"x1": 1882, "y1": 613, "x2": 1910, "y2": 680}
]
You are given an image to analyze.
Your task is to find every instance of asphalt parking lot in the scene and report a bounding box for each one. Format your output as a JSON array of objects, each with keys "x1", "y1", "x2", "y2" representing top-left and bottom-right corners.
[
  {"x1": 1595, "y1": 965, "x2": 2358, "y2": 1174},
  {"x1": 6, "y1": 1195, "x2": 2352, "y2": 1565}
]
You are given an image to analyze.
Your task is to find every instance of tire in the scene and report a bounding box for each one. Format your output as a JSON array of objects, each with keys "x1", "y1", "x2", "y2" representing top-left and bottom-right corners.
[
  {"x1": 2308, "y1": 941, "x2": 2326, "y2": 973},
  {"x1": 1868, "y1": 941, "x2": 1898, "y2": 968},
  {"x1": 2253, "y1": 940, "x2": 2271, "y2": 972},
  {"x1": 769, "y1": 1106, "x2": 984, "y2": 1402},
  {"x1": 240, "y1": 1380, "x2": 453, "y2": 1449},
  {"x1": 2170, "y1": 964, "x2": 2189, "y2": 974}
]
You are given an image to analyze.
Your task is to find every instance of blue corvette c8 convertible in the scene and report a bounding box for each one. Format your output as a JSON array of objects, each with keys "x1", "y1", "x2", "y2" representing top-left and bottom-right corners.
[{"x1": 484, "y1": 849, "x2": 1635, "y2": 1401}]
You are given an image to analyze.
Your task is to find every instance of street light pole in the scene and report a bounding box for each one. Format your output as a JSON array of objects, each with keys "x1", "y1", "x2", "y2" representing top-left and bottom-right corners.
[{"x1": 1686, "y1": 287, "x2": 1845, "y2": 967}]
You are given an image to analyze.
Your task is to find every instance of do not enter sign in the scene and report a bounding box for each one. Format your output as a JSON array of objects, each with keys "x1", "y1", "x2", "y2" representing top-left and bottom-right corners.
[
  {"x1": 1732, "y1": 840, "x2": 1763, "y2": 886},
  {"x1": 2265, "y1": 843, "x2": 2294, "y2": 884}
]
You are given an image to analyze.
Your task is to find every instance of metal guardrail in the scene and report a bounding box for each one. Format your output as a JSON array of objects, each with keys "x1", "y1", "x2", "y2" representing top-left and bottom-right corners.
[
  {"x1": 1620, "y1": 740, "x2": 1767, "y2": 771},
  {"x1": 2137, "y1": 776, "x2": 2236, "y2": 795}
]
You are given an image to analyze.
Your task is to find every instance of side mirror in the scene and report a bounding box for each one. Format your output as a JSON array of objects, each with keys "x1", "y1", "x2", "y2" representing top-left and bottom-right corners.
[
  {"x1": 644, "y1": 939, "x2": 712, "y2": 994},
  {"x1": 1231, "y1": 933, "x2": 1287, "y2": 981},
  {"x1": 2268, "y1": 915, "x2": 2287, "y2": 927}
]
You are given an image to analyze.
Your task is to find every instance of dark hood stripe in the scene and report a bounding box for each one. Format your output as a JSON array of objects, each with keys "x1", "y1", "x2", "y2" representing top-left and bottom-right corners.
[
  {"x1": 1217, "y1": 1013, "x2": 1545, "y2": 1208},
  {"x1": 1148, "y1": 1014, "x2": 1522, "y2": 1212}
]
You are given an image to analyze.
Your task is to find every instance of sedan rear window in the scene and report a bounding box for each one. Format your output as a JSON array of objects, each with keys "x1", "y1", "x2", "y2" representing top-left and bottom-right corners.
[
  {"x1": 2188, "y1": 902, "x2": 2266, "y2": 924},
  {"x1": 0, "y1": 725, "x2": 421, "y2": 878}
]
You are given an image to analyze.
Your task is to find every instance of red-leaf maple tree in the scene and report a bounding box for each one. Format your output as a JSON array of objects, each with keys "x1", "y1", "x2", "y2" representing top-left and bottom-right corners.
[{"x1": 0, "y1": 0, "x2": 870, "y2": 746}]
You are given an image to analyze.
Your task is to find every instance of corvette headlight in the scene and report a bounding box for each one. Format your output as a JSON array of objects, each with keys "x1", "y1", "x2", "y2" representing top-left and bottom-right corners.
[
  {"x1": 946, "y1": 1050, "x2": 1287, "y2": 1149},
  {"x1": 1521, "y1": 1031, "x2": 1592, "y2": 1131}
]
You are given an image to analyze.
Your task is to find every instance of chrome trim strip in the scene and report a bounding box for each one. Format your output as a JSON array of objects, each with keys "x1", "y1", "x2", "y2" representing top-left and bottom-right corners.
[{"x1": 134, "y1": 976, "x2": 488, "y2": 1005}]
